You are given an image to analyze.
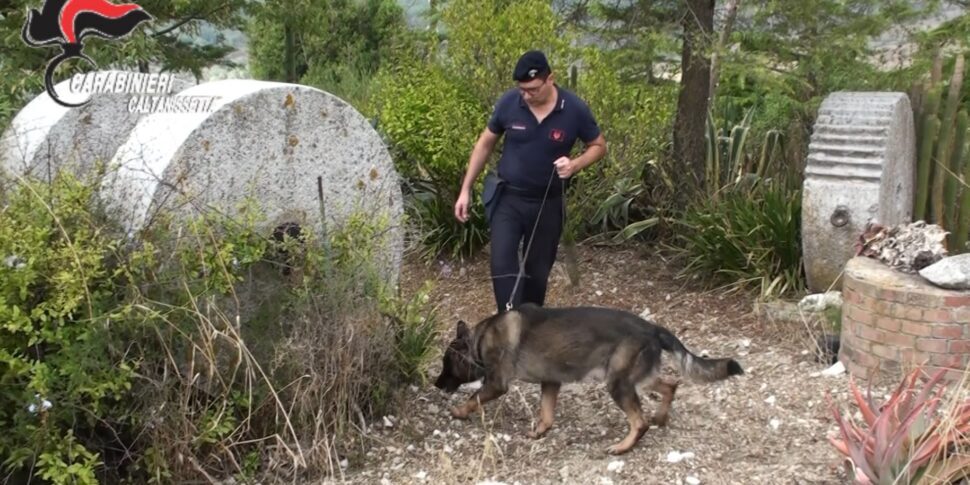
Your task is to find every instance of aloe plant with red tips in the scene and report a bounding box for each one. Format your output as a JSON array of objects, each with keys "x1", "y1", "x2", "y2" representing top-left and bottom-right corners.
[{"x1": 827, "y1": 367, "x2": 970, "y2": 484}]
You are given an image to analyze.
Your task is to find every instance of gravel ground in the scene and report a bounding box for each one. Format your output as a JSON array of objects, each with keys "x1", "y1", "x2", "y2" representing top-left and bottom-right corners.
[{"x1": 332, "y1": 245, "x2": 882, "y2": 484}]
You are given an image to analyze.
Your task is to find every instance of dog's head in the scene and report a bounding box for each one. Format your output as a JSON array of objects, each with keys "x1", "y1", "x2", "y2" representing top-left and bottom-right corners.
[{"x1": 434, "y1": 319, "x2": 482, "y2": 393}]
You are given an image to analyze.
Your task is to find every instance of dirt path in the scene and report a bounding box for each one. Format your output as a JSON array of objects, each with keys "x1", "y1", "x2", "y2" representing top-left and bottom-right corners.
[{"x1": 339, "y1": 245, "x2": 863, "y2": 484}]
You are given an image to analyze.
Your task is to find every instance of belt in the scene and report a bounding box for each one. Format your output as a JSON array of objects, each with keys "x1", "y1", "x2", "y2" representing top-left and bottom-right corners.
[{"x1": 502, "y1": 182, "x2": 563, "y2": 199}]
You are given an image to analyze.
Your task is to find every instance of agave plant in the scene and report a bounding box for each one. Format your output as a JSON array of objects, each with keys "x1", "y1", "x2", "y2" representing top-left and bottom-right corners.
[{"x1": 826, "y1": 367, "x2": 970, "y2": 484}]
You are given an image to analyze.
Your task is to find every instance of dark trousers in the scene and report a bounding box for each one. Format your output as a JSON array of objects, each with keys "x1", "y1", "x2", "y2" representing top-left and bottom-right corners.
[{"x1": 489, "y1": 190, "x2": 563, "y2": 314}]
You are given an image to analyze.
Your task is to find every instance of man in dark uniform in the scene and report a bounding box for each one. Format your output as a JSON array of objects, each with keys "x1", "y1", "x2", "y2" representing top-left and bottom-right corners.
[{"x1": 453, "y1": 50, "x2": 607, "y2": 313}]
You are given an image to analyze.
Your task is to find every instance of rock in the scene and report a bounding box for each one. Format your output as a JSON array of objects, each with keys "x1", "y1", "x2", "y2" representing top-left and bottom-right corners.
[
  {"x1": 798, "y1": 292, "x2": 844, "y2": 312},
  {"x1": 753, "y1": 299, "x2": 802, "y2": 323},
  {"x1": 666, "y1": 451, "x2": 695, "y2": 463},
  {"x1": 919, "y1": 254, "x2": 970, "y2": 290},
  {"x1": 820, "y1": 361, "x2": 846, "y2": 377}
]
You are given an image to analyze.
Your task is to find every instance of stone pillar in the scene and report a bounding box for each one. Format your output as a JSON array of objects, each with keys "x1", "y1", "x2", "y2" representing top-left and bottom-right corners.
[{"x1": 802, "y1": 92, "x2": 916, "y2": 292}]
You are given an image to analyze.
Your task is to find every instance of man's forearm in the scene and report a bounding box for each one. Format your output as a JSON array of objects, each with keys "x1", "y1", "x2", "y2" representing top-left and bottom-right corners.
[
  {"x1": 571, "y1": 143, "x2": 607, "y2": 173},
  {"x1": 461, "y1": 139, "x2": 493, "y2": 193}
]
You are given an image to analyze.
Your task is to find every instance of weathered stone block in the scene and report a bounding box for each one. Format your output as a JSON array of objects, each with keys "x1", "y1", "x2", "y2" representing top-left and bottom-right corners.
[{"x1": 803, "y1": 92, "x2": 915, "y2": 292}]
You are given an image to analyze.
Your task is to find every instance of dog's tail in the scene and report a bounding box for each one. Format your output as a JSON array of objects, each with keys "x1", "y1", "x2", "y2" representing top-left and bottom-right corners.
[{"x1": 657, "y1": 327, "x2": 743, "y2": 382}]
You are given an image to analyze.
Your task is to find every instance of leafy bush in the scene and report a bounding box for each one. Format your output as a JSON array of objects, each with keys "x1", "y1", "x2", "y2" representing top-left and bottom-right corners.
[
  {"x1": 373, "y1": 63, "x2": 490, "y2": 259},
  {"x1": 0, "y1": 172, "x2": 137, "y2": 485},
  {"x1": 0, "y1": 170, "x2": 440, "y2": 483},
  {"x1": 567, "y1": 48, "x2": 678, "y2": 244},
  {"x1": 438, "y1": 0, "x2": 573, "y2": 106},
  {"x1": 672, "y1": 177, "x2": 804, "y2": 298},
  {"x1": 827, "y1": 366, "x2": 970, "y2": 484}
]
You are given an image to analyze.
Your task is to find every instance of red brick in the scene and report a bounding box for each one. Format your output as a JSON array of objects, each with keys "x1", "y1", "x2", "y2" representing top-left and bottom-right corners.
[
  {"x1": 949, "y1": 340, "x2": 970, "y2": 354},
  {"x1": 852, "y1": 337, "x2": 872, "y2": 353},
  {"x1": 899, "y1": 348, "x2": 930, "y2": 366},
  {"x1": 944, "y1": 295, "x2": 970, "y2": 308},
  {"x1": 886, "y1": 303, "x2": 911, "y2": 320},
  {"x1": 922, "y1": 309, "x2": 954, "y2": 323},
  {"x1": 880, "y1": 288, "x2": 905, "y2": 303},
  {"x1": 845, "y1": 360, "x2": 871, "y2": 380},
  {"x1": 953, "y1": 308, "x2": 970, "y2": 323},
  {"x1": 879, "y1": 358, "x2": 903, "y2": 373},
  {"x1": 844, "y1": 289, "x2": 861, "y2": 305},
  {"x1": 916, "y1": 338, "x2": 949, "y2": 353},
  {"x1": 883, "y1": 332, "x2": 916, "y2": 348},
  {"x1": 847, "y1": 304, "x2": 875, "y2": 325},
  {"x1": 858, "y1": 325, "x2": 886, "y2": 343},
  {"x1": 853, "y1": 350, "x2": 882, "y2": 369},
  {"x1": 871, "y1": 343, "x2": 899, "y2": 360},
  {"x1": 902, "y1": 306, "x2": 925, "y2": 321},
  {"x1": 874, "y1": 299, "x2": 894, "y2": 316},
  {"x1": 844, "y1": 333, "x2": 872, "y2": 353},
  {"x1": 908, "y1": 292, "x2": 944, "y2": 308},
  {"x1": 931, "y1": 324, "x2": 964, "y2": 339},
  {"x1": 901, "y1": 321, "x2": 934, "y2": 337},
  {"x1": 931, "y1": 353, "x2": 967, "y2": 368},
  {"x1": 874, "y1": 316, "x2": 902, "y2": 332},
  {"x1": 849, "y1": 278, "x2": 879, "y2": 298}
]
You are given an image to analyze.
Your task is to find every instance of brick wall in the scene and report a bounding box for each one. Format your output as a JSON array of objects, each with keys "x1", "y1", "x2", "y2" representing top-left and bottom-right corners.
[{"x1": 839, "y1": 256, "x2": 970, "y2": 382}]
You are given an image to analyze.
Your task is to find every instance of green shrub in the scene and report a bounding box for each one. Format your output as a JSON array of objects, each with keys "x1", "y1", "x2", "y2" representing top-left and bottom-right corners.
[
  {"x1": 0, "y1": 169, "x2": 440, "y2": 483},
  {"x1": 380, "y1": 281, "x2": 440, "y2": 385},
  {"x1": 567, "y1": 48, "x2": 678, "y2": 244},
  {"x1": 0, "y1": 172, "x2": 140, "y2": 484},
  {"x1": 373, "y1": 62, "x2": 490, "y2": 259},
  {"x1": 672, "y1": 177, "x2": 804, "y2": 298}
]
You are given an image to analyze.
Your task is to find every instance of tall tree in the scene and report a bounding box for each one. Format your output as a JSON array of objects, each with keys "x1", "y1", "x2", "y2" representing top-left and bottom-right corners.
[
  {"x1": 672, "y1": 0, "x2": 715, "y2": 197},
  {"x1": 247, "y1": 0, "x2": 406, "y2": 91},
  {"x1": 709, "y1": 0, "x2": 741, "y2": 104}
]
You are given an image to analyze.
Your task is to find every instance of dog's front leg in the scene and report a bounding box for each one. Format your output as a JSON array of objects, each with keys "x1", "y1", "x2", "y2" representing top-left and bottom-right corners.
[
  {"x1": 528, "y1": 381, "x2": 560, "y2": 439},
  {"x1": 451, "y1": 381, "x2": 507, "y2": 419}
]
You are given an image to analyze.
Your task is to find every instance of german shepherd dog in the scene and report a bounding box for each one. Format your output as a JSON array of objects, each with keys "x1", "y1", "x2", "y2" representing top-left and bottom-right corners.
[{"x1": 434, "y1": 303, "x2": 743, "y2": 455}]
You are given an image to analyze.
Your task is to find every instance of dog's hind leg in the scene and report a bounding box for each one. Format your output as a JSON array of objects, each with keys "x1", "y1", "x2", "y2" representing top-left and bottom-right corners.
[
  {"x1": 649, "y1": 378, "x2": 679, "y2": 427},
  {"x1": 528, "y1": 381, "x2": 561, "y2": 439},
  {"x1": 605, "y1": 379, "x2": 648, "y2": 455}
]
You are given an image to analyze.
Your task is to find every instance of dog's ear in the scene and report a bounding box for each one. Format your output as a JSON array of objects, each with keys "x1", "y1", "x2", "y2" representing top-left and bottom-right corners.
[{"x1": 456, "y1": 320, "x2": 469, "y2": 339}]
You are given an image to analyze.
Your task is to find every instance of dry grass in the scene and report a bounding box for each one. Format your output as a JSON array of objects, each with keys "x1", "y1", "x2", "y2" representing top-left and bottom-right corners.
[{"x1": 115, "y1": 213, "x2": 411, "y2": 483}]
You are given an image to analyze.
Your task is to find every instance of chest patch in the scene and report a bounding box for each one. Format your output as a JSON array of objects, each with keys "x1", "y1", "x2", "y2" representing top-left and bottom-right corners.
[{"x1": 549, "y1": 128, "x2": 565, "y2": 142}]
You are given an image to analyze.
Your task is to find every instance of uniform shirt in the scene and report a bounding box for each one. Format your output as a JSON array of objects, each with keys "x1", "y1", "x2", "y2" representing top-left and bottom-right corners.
[{"x1": 486, "y1": 85, "x2": 600, "y2": 195}]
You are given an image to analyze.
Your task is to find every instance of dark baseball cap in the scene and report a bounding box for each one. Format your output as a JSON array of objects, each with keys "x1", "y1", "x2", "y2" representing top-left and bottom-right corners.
[{"x1": 513, "y1": 50, "x2": 551, "y2": 82}]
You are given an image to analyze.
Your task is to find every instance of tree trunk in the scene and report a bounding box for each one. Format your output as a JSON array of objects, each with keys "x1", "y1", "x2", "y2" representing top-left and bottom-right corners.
[
  {"x1": 673, "y1": 0, "x2": 716, "y2": 199},
  {"x1": 709, "y1": 0, "x2": 740, "y2": 104}
]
